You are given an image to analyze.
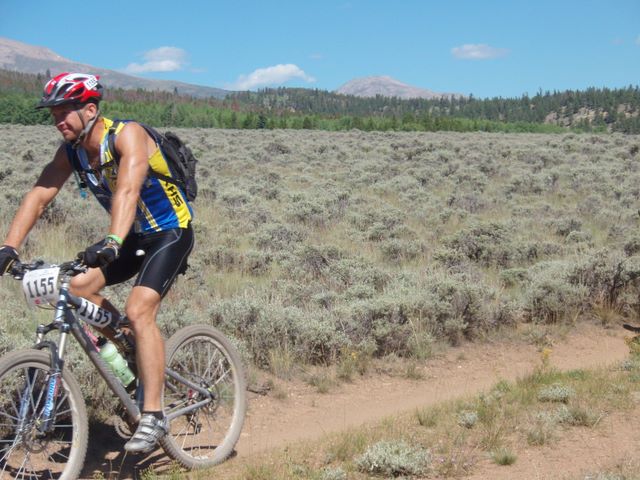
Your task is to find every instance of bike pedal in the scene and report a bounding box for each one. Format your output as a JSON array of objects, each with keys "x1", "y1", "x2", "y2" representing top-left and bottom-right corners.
[{"x1": 109, "y1": 415, "x2": 134, "y2": 439}]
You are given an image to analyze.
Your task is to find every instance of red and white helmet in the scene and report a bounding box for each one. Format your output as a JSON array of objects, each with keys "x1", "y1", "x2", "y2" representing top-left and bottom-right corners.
[{"x1": 36, "y1": 72, "x2": 103, "y2": 109}]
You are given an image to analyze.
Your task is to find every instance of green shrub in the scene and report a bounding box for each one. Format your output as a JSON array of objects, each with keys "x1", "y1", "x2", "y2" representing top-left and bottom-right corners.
[
  {"x1": 209, "y1": 298, "x2": 348, "y2": 366},
  {"x1": 432, "y1": 246, "x2": 470, "y2": 268},
  {"x1": 320, "y1": 467, "x2": 346, "y2": 480},
  {"x1": 220, "y1": 187, "x2": 252, "y2": 208},
  {"x1": 253, "y1": 222, "x2": 307, "y2": 252},
  {"x1": 287, "y1": 195, "x2": 328, "y2": 227},
  {"x1": 380, "y1": 239, "x2": 424, "y2": 263},
  {"x1": 555, "y1": 404, "x2": 600, "y2": 427},
  {"x1": 569, "y1": 251, "x2": 640, "y2": 309},
  {"x1": 241, "y1": 249, "x2": 272, "y2": 275},
  {"x1": 204, "y1": 245, "x2": 240, "y2": 271},
  {"x1": 526, "y1": 412, "x2": 557, "y2": 445},
  {"x1": 505, "y1": 172, "x2": 545, "y2": 196},
  {"x1": 549, "y1": 216, "x2": 582, "y2": 236},
  {"x1": 345, "y1": 298, "x2": 413, "y2": 356},
  {"x1": 457, "y1": 410, "x2": 479, "y2": 429},
  {"x1": 283, "y1": 244, "x2": 344, "y2": 281},
  {"x1": 623, "y1": 235, "x2": 640, "y2": 256},
  {"x1": 265, "y1": 141, "x2": 291, "y2": 155},
  {"x1": 356, "y1": 440, "x2": 431, "y2": 477},
  {"x1": 565, "y1": 230, "x2": 593, "y2": 246},
  {"x1": 537, "y1": 383, "x2": 575, "y2": 403},
  {"x1": 348, "y1": 204, "x2": 406, "y2": 240},
  {"x1": 329, "y1": 257, "x2": 389, "y2": 292},
  {"x1": 522, "y1": 261, "x2": 588, "y2": 323},
  {"x1": 444, "y1": 221, "x2": 526, "y2": 267},
  {"x1": 424, "y1": 275, "x2": 489, "y2": 343}
]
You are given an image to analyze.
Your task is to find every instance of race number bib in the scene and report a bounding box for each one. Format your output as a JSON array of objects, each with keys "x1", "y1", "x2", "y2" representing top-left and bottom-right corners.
[
  {"x1": 22, "y1": 267, "x2": 60, "y2": 308},
  {"x1": 77, "y1": 298, "x2": 112, "y2": 328}
]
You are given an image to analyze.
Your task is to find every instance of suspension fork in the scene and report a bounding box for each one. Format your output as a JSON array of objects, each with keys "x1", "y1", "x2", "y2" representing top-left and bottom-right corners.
[
  {"x1": 19, "y1": 287, "x2": 72, "y2": 435},
  {"x1": 38, "y1": 324, "x2": 69, "y2": 433},
  {"x1": 14, "y1": 326, "x2": 68, "y2": 436},
  {"x1": 37, "y1": 286, "x2": 77, "y2": 433}
]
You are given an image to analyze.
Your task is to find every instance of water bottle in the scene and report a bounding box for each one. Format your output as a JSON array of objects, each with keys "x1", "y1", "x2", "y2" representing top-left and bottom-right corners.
[{"x1": 98, "y1": 339, "x2": 135, "y2": 387}]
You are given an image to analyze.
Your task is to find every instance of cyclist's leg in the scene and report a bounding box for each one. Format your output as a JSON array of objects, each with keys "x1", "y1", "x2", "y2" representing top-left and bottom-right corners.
[
  {"x1": 125, "y1": 285, "x2": 163, "y2": 411},
  {"x1": 124, "y1": 226, "x2": 194, "y2": 453},
  {"x1": 68, "y1": 267, "x2": 115, "y2": 311},
  {"x1": 127, "y1": 226, "x2": 194, "y2": 410}
]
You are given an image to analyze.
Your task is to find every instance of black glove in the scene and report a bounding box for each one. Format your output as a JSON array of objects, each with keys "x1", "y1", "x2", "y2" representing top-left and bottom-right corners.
[
  {"x1": 82, "y1": 238, "x2": 121, "y2": 268},
  {"x1": 0, "y1": 245, "x2": 19, "y2": 275}
]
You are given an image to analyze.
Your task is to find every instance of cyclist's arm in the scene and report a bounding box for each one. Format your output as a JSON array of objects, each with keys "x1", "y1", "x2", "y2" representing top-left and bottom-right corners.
[
  {"x1": 3, "y1": 145, "x2": 73, "y2": 250},
  {"x1": 108, "y1": 122, "x2": 150, "y2": 241}
]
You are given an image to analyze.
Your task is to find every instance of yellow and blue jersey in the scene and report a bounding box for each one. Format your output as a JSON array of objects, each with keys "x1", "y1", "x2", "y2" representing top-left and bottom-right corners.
[{"x1": 68, "y1": 118, "x2": 193, "y2": 233}]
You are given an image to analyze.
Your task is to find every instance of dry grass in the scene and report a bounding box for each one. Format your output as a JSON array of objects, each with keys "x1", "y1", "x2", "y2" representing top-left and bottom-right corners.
[{"x1": 2, "y1": 124, "x2": 640, "y2": 426}]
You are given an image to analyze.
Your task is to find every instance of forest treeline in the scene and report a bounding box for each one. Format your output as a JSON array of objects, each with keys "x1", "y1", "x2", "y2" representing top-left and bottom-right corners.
[{"x1": 1, "y1": 69, "x2": 639, "y2": 133}]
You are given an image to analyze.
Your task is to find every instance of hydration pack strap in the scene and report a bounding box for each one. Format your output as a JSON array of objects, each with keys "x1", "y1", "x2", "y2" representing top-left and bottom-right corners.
[
  {"x1": 107, "y1": 120, "x2": 183, "y2": 189},
  {"x1": 65, "y1": 143, "x2": 88, "y2": 198}
]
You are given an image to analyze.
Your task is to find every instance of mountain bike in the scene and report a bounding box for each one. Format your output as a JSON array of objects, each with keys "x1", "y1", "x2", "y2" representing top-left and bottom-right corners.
[{"x1": 0, "y1": 256, "x2": 247, "y2": 479}]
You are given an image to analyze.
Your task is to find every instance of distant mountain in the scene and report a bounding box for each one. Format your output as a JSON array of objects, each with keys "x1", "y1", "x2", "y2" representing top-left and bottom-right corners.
[
  {"x1": 336, "y1": 76, "x2": 459, "y2": 100},
  {"x1": 0, "y1": 37, "x2": 230, "y2": 99}
]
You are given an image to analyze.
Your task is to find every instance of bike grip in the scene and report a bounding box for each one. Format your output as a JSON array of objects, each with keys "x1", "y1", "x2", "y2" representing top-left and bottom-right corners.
[{"x1": 9, "y1": 259, "x2": 23, "y2": 277}]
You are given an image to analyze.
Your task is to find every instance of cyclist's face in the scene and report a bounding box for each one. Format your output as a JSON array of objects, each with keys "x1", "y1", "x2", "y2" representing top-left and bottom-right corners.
[{"x1": 50, "y1": 104, "x2": 88, "y2": 141}]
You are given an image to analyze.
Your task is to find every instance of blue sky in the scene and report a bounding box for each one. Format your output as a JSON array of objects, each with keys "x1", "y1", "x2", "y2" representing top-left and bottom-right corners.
[{"x1": 2, "y1": 0, "x2": 639, "y2": 98}]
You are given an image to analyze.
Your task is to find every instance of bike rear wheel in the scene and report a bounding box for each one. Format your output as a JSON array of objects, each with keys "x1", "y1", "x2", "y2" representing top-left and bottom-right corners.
[
  {"x1": 161, "y1": 325, "x2": 247, "y2": 469},
  {"x1": 0, "y1": 349, "x2": 88, "y2": 480}
]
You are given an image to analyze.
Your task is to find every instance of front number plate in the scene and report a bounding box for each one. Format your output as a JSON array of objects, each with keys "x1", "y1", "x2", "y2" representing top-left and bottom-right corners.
[{"x1": 22, "y1": 267, "x2": 60, "y2": 308}]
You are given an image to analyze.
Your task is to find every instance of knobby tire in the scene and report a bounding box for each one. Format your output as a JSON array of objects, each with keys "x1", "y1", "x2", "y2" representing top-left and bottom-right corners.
[
  {"x1": 0, "y1": 349, "x2": 88, "y2": 480},
  {"x1": 160, "y1": 325, "x2": 247, "y2": 469}
]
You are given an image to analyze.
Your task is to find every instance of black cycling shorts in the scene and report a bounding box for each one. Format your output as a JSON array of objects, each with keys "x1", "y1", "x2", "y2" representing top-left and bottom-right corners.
[{"x1": 102, "y1": 225, "x2": 194, "y2": 298}]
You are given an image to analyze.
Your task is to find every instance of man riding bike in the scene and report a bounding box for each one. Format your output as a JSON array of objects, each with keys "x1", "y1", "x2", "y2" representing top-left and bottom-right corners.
[{"x1": 0, "y1": 72, "x2": 195, "y2": 454}]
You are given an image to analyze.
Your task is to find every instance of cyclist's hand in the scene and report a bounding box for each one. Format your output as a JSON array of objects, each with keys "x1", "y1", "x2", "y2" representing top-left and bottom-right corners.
[
  {"x1": 82, "y1": 238, "x2": 120, "y2": 268},
  {"x1": 0, "y1": 245, "x2": 19, "y2": 275}
]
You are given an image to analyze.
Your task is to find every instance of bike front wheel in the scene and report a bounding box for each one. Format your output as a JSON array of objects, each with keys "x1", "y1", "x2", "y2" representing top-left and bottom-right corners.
[
  {"x1": 161, "y1": 325, "x2": 247, "y2": 469},
  {"x1": 0, "y1": 349, "x2": 88, "y2": 480}
]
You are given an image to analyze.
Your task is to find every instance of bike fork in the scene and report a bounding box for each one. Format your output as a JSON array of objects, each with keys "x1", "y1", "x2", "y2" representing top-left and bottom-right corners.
[
  {"x1": 39, "y1": 372, "x2": 61, "y2": 433},
  {"x1": 16, "y1": 374, "x2": 35, "y2": 438},
  {"x1": 31, "y1": 325, "x2": 69, "y2": 435}
]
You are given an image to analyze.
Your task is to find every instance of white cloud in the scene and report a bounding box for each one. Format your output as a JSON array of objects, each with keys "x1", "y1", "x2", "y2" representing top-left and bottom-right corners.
[
  {"x1": 228, "y1": 64, "x2": 316, "y2": 90},
  {"x1": 451, "y1": 44, "x2": 509, "y2": 60},
  {"x1": 125, "y1": 47, "x2": 188, "y2": 74}
]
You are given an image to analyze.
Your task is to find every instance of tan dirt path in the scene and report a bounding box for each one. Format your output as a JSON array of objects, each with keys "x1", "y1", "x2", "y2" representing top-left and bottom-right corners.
[
  {"x1": 237, "y1": 324, "x2": 629, "y2": 458},
  {"x1": 81, "y1": 323, "x2": 632, "y2": 478}
]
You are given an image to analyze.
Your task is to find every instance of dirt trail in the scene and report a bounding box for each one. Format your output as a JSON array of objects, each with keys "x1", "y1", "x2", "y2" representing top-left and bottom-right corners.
[
  {"x1": 82, "y1": 324, "x2": 632, "y2": 478},
  {"x1": 465, "y1": 403, "x2": 640, "y2": 480},
  {"x1": 238, "y1": 324, "x2": 629, "y2": 458}
]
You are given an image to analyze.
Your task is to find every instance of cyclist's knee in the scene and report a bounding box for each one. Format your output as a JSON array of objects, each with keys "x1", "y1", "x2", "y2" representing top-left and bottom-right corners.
[{"x1": 125, "y1": 287, "x2": 161, "y2": 330}]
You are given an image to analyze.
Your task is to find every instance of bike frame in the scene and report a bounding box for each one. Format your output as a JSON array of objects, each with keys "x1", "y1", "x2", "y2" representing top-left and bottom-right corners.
[{"x1": 30, "y1": 268, "x2": 214, "y2": 429}]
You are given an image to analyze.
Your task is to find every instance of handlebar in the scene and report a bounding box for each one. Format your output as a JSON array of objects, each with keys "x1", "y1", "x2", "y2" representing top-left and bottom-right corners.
[
  {"x1": 8, "y1": 246, "x2": 147, "y2": 280},
  {"x1": 10, "y1": 257, "x2": 88, "y2": 280}
]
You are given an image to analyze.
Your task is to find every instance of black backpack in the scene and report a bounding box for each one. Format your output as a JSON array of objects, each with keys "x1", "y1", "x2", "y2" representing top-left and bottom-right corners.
[{"x1": 107, "y1": 120, "x2": 198, "y2": 201}]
